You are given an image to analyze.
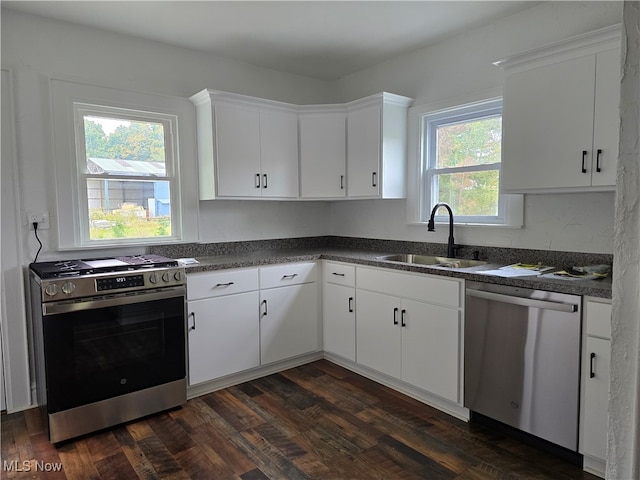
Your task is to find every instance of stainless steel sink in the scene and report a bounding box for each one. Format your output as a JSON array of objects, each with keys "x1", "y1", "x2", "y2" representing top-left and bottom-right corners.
[{"x1": 376, "y1": 254, "x2": 488, "y2": 269}]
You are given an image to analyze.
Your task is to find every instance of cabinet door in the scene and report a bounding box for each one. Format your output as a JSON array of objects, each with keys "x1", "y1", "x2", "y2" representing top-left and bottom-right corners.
[
  {"x1": 323, "y1": 283, "x2": 355, "y2": 361},
  {"x1": 260, "y1": 283, "x2": 319, "y2": 365},
  {"x1": 591, "y1": 48, "x2": 620, "y2": 187},
  {"x1": 582, "y1": 336, "x2": 611, "y2": 461},
  {"x1": 215, "y1": 103, "x2": 261, "y2": 197},
  {"x1": 401, "y1": 299, "x2": 460, "y2": 403},
  {"x1": 259, "y1": 109, "x2": 299, "y2": 198},
  {"x1": 187, "y1": 291, "x2": 260, "y2": 386},
  {"x1": 501, "y1": 55, "x2": 596, "y2": 191},
  {"x1": 356, "y1": 289, "x2": 401, "y2": 378},
  {"x1": 299, "y1": 114, "x2": 346, "y2": 198},
  {"x1": 347, "y1": 104, "x2": 380, "y2": 197}
]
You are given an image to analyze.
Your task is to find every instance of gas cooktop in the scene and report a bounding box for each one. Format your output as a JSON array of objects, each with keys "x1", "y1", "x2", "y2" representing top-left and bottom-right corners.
[{"x1": 30, "y1": 254, "x2": 178, "y2": 279}]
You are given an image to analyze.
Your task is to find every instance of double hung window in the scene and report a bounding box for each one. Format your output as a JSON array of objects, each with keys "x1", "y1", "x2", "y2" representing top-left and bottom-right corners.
[{"x1": 413, "y1": 98, "x2": 522, "y2": 227}]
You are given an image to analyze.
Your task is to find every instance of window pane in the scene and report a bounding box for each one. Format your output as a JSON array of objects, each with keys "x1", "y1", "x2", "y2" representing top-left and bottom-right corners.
[
  {"x1": 88, "y1": 179, "x2": 171, "y2": 240},
  {"x1": 83, "y1": 116, "x2": 166, "y2": 174},
  {"x1": 435, "y1": 170, "x2": 499, "y2": 216},
  {"x1": 436, "y1": 116, "x2": 501, "y2": 168}
]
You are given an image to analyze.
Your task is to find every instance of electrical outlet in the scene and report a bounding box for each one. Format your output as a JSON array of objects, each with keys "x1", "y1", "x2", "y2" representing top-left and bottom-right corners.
[{"x1": 27, "y1": 211, "x2": 50, "y2": 230}]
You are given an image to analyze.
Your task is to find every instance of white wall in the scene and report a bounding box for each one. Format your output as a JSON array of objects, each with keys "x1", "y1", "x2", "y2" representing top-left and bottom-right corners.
[
  {"x1": 609, "y1": 2, "x2": 640, "y2": 477},
  {"x1": 331, "y1": 1, "x2": 623, "y2": 254}
]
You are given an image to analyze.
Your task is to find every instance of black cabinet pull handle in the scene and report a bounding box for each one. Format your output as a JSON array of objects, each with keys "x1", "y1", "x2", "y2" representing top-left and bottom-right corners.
[
  {"x1": 596, "y1": 149, "x2": 603, "y2": 173},
  {"x1": 348, "y1": 297, "x2": 354, "y2": 313},
  {"x1": 590, "y1": 352, "x2": 596, "y2": 378},
  {"x1": 189, "y1": 312, "x2": 196, "y2": 331},
  {"x1": 282, "y1": 274, "x2": 298, "y2": 280},
  {"x1": 255, "y1": 173, "x2": 261, "y2": 188},
  {"x1": 581, "y1": 151, "x2": 588, "y2": 173},
  {"x1": 372, "y1": 172, "x2": 377, "y2": 187},
  {"x1": 332, "y1": 272, "x2": 345, "y2": 277},
  {"x1": 401, "y1": 309, "x2": 407, "y2": 327},
  {"x1": 393, "y1": 307, "x2": 399, "y2": 325},
  {"x1": 263, "y1": 174, "x2": 268, "y2": 188},
  {"x1": 262, "y1": 299, "x2": 268, "y2": 317},
  {"x1": 340, "y1": 175, "x2": 345, "y2": 190},
  {"x1": 215, "y1": 282, "x2": 235, "y2": 287}
]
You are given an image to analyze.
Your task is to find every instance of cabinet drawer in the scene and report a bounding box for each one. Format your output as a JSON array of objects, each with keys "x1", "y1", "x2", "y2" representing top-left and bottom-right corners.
[
  {"x1": 260, "y1": 262, "x2": 317, "y2": 289},
  {"x1": 357, "y1": 267, "x2": 461, "y2": 308},
  {"x1": 585, "y1": 299, "x2": 612, "y2": 339},
  {"x1": 187, "y1": 268, "x2": 259, "y2": 300},
  {"x1": 324, "y1": 261, "x2": 355, "y2": 287}
]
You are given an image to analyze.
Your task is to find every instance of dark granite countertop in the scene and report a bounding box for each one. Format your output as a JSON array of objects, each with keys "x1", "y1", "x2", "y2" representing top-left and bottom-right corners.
[{"x1": 177, "y1": 246, "x2": 612, "y2": 299}]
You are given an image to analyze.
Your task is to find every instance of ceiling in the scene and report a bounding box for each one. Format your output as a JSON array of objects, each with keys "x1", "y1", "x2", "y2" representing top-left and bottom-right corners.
[{"x1": 3, "y1": 1, "x2": 542, "y2": 81}]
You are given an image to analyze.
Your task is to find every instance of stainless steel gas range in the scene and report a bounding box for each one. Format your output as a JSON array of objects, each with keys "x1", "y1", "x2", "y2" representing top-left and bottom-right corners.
[{"x1": 29, "y1": 254, "x2": 187, "y2": 443}]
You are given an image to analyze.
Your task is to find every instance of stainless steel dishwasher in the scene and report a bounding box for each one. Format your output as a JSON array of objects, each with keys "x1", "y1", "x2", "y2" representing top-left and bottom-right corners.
[{"x1": 464, "y1": 281, "x2": 581, "y2": 451}]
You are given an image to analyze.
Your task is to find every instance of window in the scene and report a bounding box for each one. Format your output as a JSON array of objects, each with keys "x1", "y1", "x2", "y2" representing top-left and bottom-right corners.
[
  {"x1": 50, "y1": 79, "x2": 199, "y2": 249},
  {"x1": 76, "y1": 105, "x2": 176, "y2": 242},
  {"x1": 409, "y1": 97, "x2": 522, "y2": 227}
]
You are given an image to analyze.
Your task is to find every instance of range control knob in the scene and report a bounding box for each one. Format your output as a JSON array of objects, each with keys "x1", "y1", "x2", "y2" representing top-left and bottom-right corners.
[
  {"x1": 149, "y1": 273, "x2": 158, "y2": 284},
  {"x1": 44, "y1": 284, "x2": 58, "y2": 297},
  {"x1": 162, "y1": 272, "x2": 171, "y2": 282},
  {"x1": 174, "y1": 271, "x2": 182, "y2": 282},
  {"x1": 61, "y1": 282, "x2": 76, "y2": 295}
]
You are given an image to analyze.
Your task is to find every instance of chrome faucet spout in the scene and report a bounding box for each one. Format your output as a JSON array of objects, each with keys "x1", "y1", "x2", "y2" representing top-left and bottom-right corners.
[{"x1": 427, "y1": 202, "x2": 458, "y2": 258}]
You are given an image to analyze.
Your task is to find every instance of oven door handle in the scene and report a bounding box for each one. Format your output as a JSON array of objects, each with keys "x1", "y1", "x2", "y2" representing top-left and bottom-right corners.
[
  {"x1": 42, "y1": 286, "x2": 186, "y2": 316},
  {"x1": 466, "y1": 288, "x2": 578, "y2": 313}
]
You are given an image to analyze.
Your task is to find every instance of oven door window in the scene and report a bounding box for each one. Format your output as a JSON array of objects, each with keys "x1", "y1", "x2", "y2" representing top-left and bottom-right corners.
[{"x1": 43, "y1": 295, "x2": 185, "y2": 412}]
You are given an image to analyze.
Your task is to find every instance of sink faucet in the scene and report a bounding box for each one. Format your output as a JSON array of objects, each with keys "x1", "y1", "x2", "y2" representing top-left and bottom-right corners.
[{"x1": 427, "y1": 202, "x2": 460, "y2": 258}]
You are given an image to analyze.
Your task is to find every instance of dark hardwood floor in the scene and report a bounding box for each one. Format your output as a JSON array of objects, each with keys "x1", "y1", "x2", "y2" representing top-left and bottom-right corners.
[{"x1": 1, "y1": 360, "x2": 599, "y2": 480}]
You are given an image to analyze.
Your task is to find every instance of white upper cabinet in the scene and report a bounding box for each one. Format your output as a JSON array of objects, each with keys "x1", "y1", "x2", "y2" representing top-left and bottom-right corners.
[
  {"x1": 346, "y1": 93, "x2": 412, "y2": 198},
  {"x1": 498, "y1": 26, "x2": 621, "y2": 193},
  {"x1": 299, "y1": 108, "x2": 347, "y2": 199},
  {"x1": 190, "y1": 90, "x2": 299, "y2": 200},
  {"x1": 191, "y1": 89, "x2": 412, "y2": 201}
]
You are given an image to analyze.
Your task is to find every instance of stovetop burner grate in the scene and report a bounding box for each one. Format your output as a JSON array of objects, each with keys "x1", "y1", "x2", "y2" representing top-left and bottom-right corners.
[{"x1": 30, "y1": 254, "x2": 178, "y2": 279}]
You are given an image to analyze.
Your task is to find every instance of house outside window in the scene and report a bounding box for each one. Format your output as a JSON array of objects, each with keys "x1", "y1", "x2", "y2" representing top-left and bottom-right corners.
[{"x1": 77, "y1": 109, "x2": 176, "y2": 242}]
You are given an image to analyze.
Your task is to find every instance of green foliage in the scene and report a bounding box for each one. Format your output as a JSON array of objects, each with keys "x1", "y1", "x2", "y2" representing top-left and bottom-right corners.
[
  {"x1": 89, "y1": 209, "x2": 171, "y2": 240},
  {"x1": 84, "y1": 119, "x2": 165, "y2": 163},
  {"x1": 436, "y1": 117, "x2": 501, "y2": 168},
  {"x1": 434, "y1": 116, "x2": 501, "y2": 216}
]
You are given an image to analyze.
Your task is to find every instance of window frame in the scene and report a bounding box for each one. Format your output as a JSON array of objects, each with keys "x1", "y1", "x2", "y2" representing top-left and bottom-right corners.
[
  {"x1": 50, "y1": 78, "x2": 199, "y2": 249},
  {"x1": 407, "y1": 95, "x2": 523, "y2": 228},
  {"x1": 424, "y1": 99, "x2": 504, "y2": 225},
  {"x1": 74, "y1": 104, "x2": 180, "y2": 246}
]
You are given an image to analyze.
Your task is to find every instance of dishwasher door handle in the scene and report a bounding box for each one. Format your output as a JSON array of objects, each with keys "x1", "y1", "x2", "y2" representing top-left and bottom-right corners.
[{"x1": 466, "y1": 288, "x2": 578, "y2": 313}]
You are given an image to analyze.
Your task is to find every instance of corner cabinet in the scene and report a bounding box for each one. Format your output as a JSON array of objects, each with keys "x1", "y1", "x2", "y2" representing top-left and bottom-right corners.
[
  {"x1": 346, "y1": 93, "x2": 413, "y2": 198},
  {"x1": 498, "y1": 26, "x2": 621, "y2": 193},
  {"x1": 355, "y1": 266, "x2": 463, "y2": 404},
  {"x1": 299, "y1": 108, "x2": 347, "y2": 199},
  {"x1": 580, "y1": 297, "x2": 612, "y2": 478},
  {"x1": 189, "y1": 90, "x2": 299, "y2": 200},
  {"x1": 259, "y1": 262, "x2": 320, "y2": 365},
  {"x1": 323, "y1": 261, "x2": 356, "y2": 361}
]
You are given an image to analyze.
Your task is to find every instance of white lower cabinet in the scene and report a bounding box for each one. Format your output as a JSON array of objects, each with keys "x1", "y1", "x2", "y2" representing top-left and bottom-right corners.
[
  {"x1": 187, "y1": 291, "x2": 260, "y2": 385},
  {"x1": 401, "y1": 299, "x2": 460, "y2": 403},
  {"x1": 356, "y1": 290, "x2": 402, "y2": 378},
  {"x1": 186, "y1": 268, "x2": 260, "y2": 386},
  {"x1": 186, "y1": 262, "x2": 319, "y2": 386},
  {"x1": 323, "y1": 262, "x2": 356, "y2": 361},
  {"x1": 356, "y1": 266, "x2": 463, "y2": 404},
  {"x1": 580, "y1": 297, "x2": 612, "y2": 477},
  {"x1": 259, "y1": 263, "x2": 320, "y2": 365}
]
